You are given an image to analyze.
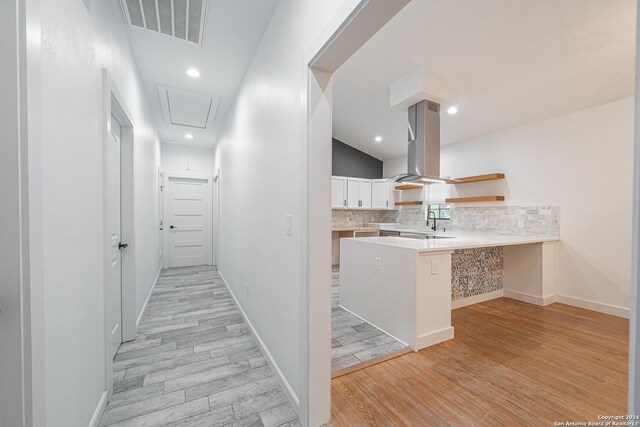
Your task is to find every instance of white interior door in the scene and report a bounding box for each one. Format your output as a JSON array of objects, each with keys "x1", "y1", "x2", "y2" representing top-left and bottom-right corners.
[
  {"x1": 168, "y1": 176, "x2": 213, "y2": 268},
  {"x1": 108, "y1": 116, "x2": 123, "y2": 359}
]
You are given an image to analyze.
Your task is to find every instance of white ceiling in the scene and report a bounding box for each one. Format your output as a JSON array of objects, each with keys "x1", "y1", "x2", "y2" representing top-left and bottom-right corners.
[
  {"x1": 123, "y1": 0, "x2": 279, "y2": 148},
  {"x1": 332, "y1": 0, "x2": 636, "y2": 161}
]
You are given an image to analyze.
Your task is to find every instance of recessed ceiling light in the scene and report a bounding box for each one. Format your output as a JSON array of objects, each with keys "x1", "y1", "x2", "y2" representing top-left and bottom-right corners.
[
  {"x1": 447, "y1": 106, "x2": 458, "y2": 115},
  {"x1": 374, "y1": 136, "x2": 383, "y2": 143},
  {"x1": 185, "y1": 68, "x2": 200, "y2": 78},
  {"x1": 185, "y1": 133, "x2": 194, "y2": 139}
]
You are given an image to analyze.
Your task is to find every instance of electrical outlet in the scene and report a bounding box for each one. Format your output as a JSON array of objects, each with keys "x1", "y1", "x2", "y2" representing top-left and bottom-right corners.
[
  {"x1": 375, "y1": 257, "x2": 382, "y2": 271},
  {"x1": 518, "y1": 218, "x2": 525, "y2": 228},
  {"x1": 245, "y1": 283, "x2": 250, "y2": 298},
  {"x1": 285, "y1": 215, "x2": 292, "y2": 236}
]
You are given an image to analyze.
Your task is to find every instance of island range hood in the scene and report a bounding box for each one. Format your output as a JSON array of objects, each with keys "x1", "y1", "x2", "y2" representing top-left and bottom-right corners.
[{"x1": 394, "y1": 100, "x2": 458, "y2": 184}]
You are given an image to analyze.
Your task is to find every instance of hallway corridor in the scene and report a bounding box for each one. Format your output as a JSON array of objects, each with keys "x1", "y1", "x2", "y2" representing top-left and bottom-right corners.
[{"x1": 99, "y1": 266, "x2": 299, "y2": 427}]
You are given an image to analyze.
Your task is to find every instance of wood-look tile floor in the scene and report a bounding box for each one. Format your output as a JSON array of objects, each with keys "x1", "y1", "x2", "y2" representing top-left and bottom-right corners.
[
  {"x1": 329, "y1": 298, "x2": 629, "y2": 426},
  {"x1": 331, "y1": 266, "x2": 407, "y2": 373},
  {"x1": 100, "y1": 266, "x2": 300, "y2": 427}
]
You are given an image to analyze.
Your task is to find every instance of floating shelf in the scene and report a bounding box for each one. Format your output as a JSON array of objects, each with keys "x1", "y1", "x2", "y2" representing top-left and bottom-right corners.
[
  {"x1": 445, "y1": 196, "x2": 505, "y2": 203},
  {"x1": 395, "y1": 184, "x2": 424, "y2": 190},
  {"x1": 453, "y1": 173, "x2": 505, "y2": 184},
  {"x1": 395, "y1": 201, "x2": 424, "y2": 206}
]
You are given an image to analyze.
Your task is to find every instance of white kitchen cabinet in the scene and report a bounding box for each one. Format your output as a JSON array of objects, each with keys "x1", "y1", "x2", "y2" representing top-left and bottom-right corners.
[
  {"x1": 372, "y1": 179, "x2": 393, "y2": 209},
  {"x1": 358, "y1": 180, "x2": 372, "y2": 209},
  {"x1": 331, "y1": 177, "x2": 347, "y2": 208},
  {"x1": 347, "y1": 178, "x2": 360, "y2": 208},
  {"x1": 333, "y1": 176, "x2": 396, "y2": 210}
]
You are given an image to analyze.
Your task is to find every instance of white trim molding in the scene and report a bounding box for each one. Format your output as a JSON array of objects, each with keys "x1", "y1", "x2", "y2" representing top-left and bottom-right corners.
[
  {"x1": 503, "y1": 289, "x2": 557, "y2": 307},
  {"x1": 88, "y1": 390, "x2": 108, "y2": 427},
  {"x1": 416, "y1": 327, "x2": 455, "y2": 349},
  {"x1": 217, "y1": 271, "x2": 300, "y2": 414},
  {"x1": 452, "y1": 289, "x2": 504, "y2": 310},
  {"x1": 137, "y1": 264, "x2": 163, "y2": 329},
  {"x1": 556, "y1": 294, "x2": 629, "y2": 319}
]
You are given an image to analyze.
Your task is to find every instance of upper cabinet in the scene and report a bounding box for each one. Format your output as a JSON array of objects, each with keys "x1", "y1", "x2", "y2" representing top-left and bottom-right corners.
[
  {"x1": 358, "y1": 179, "x2": 372, "y2": 209},
  {"x1": 331, "y1": 177, "x2": 347, "y2": 208},
  {"x1": 333, "y1": 176, "x2": 395, "y2": 210},
  {"x1": 372, "y1": 179, "x2": 394, "y2": 209}
]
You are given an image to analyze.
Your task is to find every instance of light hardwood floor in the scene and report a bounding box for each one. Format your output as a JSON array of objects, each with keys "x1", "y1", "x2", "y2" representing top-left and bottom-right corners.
[
  {"x1": 100, "y1": 266, "x2": 299, "y2": 427},
  {"x1": 329, "y1": 298, "x2": 629, "y2": 426}
]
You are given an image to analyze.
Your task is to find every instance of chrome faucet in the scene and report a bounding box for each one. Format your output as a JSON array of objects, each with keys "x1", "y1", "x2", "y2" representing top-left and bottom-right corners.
[{"x1": 427, "y1": 211, "x2": 437, "y2": 232}]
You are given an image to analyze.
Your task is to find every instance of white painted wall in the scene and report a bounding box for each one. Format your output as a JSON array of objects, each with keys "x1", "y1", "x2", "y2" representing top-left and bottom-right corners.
[
  {"x1": 383, "y1": 155, "x2": 407, "y2": 179},
  {"x1": 161, "y1": 143, "x2": 216, "y2": 176},
  {"x1": 40, "y1": 0, "x2": 161, "y2": 425},
  {"x1": 384, "y1": 98, "x2": 634, "y2": 314},
  {"x1": 212, "y1": 0, "x2": 358, "y2": 409}
]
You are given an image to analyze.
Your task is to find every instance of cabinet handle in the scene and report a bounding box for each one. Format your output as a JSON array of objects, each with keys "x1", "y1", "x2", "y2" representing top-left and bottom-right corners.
[
  {"x1": 343, "y1": 199, "x2": 346, "y2": 207},
  {"x1": 386, "y1": 200, "x2": 388, "y2": 207}
]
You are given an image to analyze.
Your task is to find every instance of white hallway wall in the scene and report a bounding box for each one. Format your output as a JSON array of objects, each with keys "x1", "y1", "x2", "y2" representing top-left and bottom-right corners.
[
  {"x1": 385, "y1": 97, "x2": 634, "y2": 314},
  {"x1": 40, "y1": 0, "x2": 161, "y2": 425},
  {"x1": 161, "y1": 143, "x2": 216, "y2": 176},
  {"x1": 212, "y1": 0, "x2": 357, "y2": 408}
]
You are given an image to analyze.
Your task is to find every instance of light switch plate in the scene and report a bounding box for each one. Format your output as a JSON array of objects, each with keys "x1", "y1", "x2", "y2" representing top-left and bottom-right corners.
[
  {"x1": 375, "y1": 257, "x2": 382, "y2": 271},
  {"x1": 431, "y1": 260, "x2": 439, "y2": 275}
]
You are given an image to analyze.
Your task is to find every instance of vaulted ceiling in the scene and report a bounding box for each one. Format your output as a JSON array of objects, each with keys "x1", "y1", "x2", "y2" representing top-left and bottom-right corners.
[{"x1": 333, "y1": 0, "x2": 636, "y2": 160}]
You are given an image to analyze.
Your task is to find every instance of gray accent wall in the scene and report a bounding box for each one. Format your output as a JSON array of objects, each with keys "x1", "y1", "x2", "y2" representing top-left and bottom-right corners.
[{"x1": 332, "y1": 139, "x2": 383, "y2": 179}]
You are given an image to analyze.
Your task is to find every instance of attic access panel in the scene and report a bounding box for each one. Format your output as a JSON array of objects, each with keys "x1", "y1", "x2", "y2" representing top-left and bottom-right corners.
[
  {"x1": 157, "y1": 85, "x2": 220, "y2": 130},
  {"x1": 121, "y1": 0, "x2": 208, "y2": 45}
]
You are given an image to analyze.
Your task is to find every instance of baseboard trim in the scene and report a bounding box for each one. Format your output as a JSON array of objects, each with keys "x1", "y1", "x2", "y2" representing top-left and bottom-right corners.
[
  {"x1": 218, "y1": 270, "x2": 300, "y2": 415},
  {"x1": 452, "y1": 289, "x2": 504, "y2": 309},
  {"x1": 555, "y1": 294, "x2": 629, "y2": 319},
  {"x1": 137, "y1": 264, "x2": 162, "y2": 329},
  {"x1": 416, "y1": 326, "x2": 455, "y2": 350},
  {"x1": 503, "y1": 289, "x2": 552, "y2": 306},
  {"x1": 88, "y1": 390, "x2": 108, "y2": 427}
]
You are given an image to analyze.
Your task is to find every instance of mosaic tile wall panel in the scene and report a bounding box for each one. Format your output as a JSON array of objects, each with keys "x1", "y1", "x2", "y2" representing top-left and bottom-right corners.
[
  {"x1": 451, "y1": 246, "x2": 504, "y2": 301},
  {"x1": 332, "y1": 209, "x2": 399, "y2": 227}
]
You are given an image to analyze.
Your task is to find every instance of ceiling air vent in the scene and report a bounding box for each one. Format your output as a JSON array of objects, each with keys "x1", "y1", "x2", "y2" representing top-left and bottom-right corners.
[{"x1": 121, "y1": 0, "x2": 208, "y2": 45}]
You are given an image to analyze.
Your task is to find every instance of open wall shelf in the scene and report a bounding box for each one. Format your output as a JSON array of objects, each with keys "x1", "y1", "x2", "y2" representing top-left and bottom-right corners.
[
  {"x1": 395, "y1": 184, "x2": 424, "y2": 190},
  {"x1": 453, "y1": 173, "x2": 505, "y2": 183},
  {"x1": 395, "y1": 201, "x2": 423, "y2": 206},
  {"x1": 446, "y1": 196, "x2": 505, "y2": 203}
]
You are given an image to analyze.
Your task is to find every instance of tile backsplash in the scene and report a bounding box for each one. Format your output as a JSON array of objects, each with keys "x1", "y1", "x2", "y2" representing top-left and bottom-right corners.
[
  {"x1": 332, "y1": 209, "x2": 399, "y2": 226},
  {"x1": 397, "y1": 205, "x2": 559, "y2": 237},
  {"x1": 448, "y1": 205, "x2": 559, "y2": 236},
  {"x1": 333, "y1": 204, "x2": 559, "y2": 237}
]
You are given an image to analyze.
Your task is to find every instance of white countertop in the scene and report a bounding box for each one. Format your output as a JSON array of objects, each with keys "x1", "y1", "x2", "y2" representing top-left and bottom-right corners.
[{"x1": 349, "y1": 232, "x2": 558, "y2": 252}]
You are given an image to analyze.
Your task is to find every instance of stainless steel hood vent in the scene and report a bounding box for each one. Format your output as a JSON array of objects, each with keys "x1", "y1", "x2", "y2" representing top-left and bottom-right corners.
[{"x1": 394, "y1": 100, "x2": 457, "y2": 184}]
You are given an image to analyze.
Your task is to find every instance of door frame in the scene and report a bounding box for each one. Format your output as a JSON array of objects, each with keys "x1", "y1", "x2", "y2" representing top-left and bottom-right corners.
[
  {"x1": 101, "y1": 69, "x2": 137, "y2": 402},
  {"x1": 214, "y1": 169, "x2": 220, "y2": 268},
  {"x1": 162, "y1": 172, "x2": 215, "y2": 269},
  {"x1": 298, "y1": 1, "x2": 411, "y2": 424}
]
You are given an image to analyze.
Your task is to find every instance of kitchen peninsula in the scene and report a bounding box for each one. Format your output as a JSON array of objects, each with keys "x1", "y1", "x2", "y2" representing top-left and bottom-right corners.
[{"x1": 340, "y1": 232, "x2": 559, "y2": 350}]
